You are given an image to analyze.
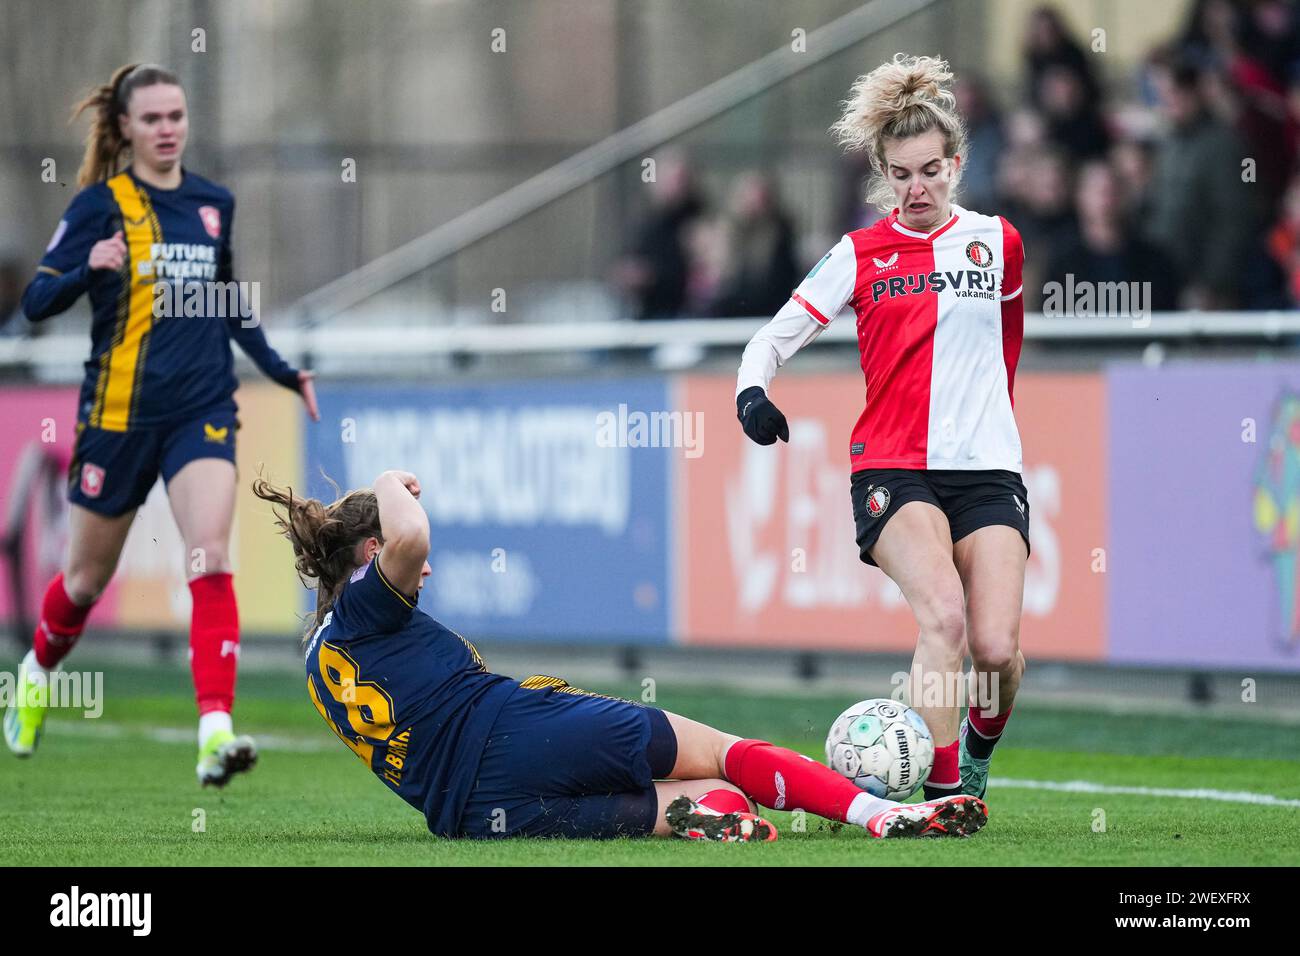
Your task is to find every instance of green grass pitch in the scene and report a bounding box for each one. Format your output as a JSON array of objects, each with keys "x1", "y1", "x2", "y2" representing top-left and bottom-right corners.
[{"x1": 1, "y1": 658, "x2": 1297, "y2": 866}]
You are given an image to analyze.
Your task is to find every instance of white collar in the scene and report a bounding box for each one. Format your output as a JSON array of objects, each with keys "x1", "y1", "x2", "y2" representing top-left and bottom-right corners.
[{"x1": 888, "y1": 204, "x2": 962, "y2": 240}]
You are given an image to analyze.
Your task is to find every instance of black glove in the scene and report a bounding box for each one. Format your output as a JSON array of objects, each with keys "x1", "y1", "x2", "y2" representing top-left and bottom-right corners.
[{"x1": 737, "y1": 386, "x2": 789, "y2": 445}]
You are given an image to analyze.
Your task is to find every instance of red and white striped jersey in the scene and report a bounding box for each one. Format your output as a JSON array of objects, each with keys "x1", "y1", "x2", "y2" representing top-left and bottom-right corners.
[{"x1": 737, "y1": 204, "x2": 1025, "y2": 472}]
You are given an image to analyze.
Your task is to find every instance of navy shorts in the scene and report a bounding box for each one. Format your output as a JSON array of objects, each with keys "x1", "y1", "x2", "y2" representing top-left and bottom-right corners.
[
  {"x1": 851, "y1": 468, "x2": 1030, "y2": 567},
  {"x1": 68, "y1": 402, "x2": 239, "y2": 517},
  {"x1": 457, "y1": 682, "x2": 678, "y2": 839}
]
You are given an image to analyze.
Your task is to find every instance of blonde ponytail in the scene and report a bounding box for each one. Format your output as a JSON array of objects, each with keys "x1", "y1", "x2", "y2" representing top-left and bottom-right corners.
[{"x1": 831, "y1": 54, "x2": 968, "y2": 211}]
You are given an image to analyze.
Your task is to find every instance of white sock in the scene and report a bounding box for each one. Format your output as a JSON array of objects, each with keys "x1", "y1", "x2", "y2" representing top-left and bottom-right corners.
[
  {"x1": 846, "y1": 792, "x2": 896, "y2": 827},
  {"x1": 198, "y1": 710, "x2": 233, "y2": 746},
  {"x1": 21, "y1": 648, "x2": 50, "y2": 679}
]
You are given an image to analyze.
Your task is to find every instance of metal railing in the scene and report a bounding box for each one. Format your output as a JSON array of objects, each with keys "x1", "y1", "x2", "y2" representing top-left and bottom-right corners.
[
  {"x1": 2, "y1": 311, "x2": 1298, "y2": 374},
  {"x1": 284, "y1": 0, "x2": 939, "y2": 326}
]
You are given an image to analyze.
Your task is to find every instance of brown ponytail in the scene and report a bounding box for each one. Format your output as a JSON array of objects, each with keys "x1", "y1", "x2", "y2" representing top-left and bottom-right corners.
[
  {"x1": 252, "y1": 476, "x2": 384, "y2": 638},
  {"x1": 71, "y1": 62, "x2": 183, "y2": 188}
]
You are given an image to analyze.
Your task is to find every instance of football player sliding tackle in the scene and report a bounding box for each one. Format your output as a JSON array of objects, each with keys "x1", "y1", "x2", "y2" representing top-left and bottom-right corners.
[{"x1": 259, "y1": 469, "x2": 988, "y2": 842}]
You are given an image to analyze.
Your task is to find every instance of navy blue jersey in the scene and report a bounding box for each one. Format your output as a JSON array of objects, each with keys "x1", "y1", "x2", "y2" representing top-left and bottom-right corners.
[
  {"x1": 21, "y1": 167, "x2": 299, "y2": 430},
  {"x1": 304, "y1": 557, "x2": 518, "y2": 837}
]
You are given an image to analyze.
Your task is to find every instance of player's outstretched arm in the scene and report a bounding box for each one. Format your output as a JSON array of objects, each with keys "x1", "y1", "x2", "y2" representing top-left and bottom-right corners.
[
  {"x1": 734, "y1": 296, "x2": 826, "y2": 445},
  {"x1": 372, "y1": 470, "x2": 429, "y2": 595},
  {"x1": 734, "y1": 235, "x2": 855, "y2": 446},
  {"x1": 218, "y1": 197, "x2": 321, "y2": 420},
  {"x1": 228, "y1": 317, "x2": 321, "y2": 423},
  {"x1": 226, "y1": 315, "x2": 301, "y2": 387}
]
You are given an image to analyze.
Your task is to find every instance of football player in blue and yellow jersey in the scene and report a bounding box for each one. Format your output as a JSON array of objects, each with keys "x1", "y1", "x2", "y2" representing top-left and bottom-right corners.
[
  {"x1": 255, "y1": 469, "x2": 989, "y2": 841},
  {"x1": 4, "y1": 64, "x2": 319, "y2": 787}
]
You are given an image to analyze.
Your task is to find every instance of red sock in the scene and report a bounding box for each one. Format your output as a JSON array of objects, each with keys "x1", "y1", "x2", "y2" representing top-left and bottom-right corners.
[
  {"x1": 723, "y1": 739, "x2": 865, "y2": 822},
  {"x1": 697, "y1": 788, "x2": 752, "y2": 815},
  {"x1": 926, "y1": 739, "x2": 960, "y2": 793},
  {"x1": 33, "y1": 573, "x2": 93, "y2": 669},
  {"x1": 968, "y1": 705, "x2": 1013, "y2": 740},
  {"x1": 189, "y1": 573, "x2": 240, "y2": 715}
]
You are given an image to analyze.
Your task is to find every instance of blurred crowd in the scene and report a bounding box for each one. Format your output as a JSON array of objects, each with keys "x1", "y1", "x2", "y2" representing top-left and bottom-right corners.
[
  {"x1": 5, "y1": 1, "x2": 1300, "y2": 333},
  {"x1": 615, "y1": 0, "x2": 1300, "y2": 318},
  {"x1": 610, "y1": 160, "x2": 801, "y2": 320}
]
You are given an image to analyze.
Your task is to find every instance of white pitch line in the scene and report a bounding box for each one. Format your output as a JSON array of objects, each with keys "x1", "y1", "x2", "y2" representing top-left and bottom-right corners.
[
  {"x1": 992, "y1": 777, "x2": 1300, "y2": 808},
  {"x1": 41, "y1": 725, "x2": 1300, "y2": 807},
  {"x1": 47, "y1": 720, "x2": 333, "y2": 753}
]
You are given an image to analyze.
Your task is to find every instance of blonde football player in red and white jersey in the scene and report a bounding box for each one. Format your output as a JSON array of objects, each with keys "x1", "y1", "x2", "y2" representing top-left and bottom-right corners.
[{"x1": 737, "y1": 54, "x2": 1028, "y2": 804}]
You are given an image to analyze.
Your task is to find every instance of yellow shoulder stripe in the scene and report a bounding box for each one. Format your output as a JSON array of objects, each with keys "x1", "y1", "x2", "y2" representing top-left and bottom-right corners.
[
  {"x1": 372, "y1": 557, "x2": 416, "y2": 609},
  {"x1": 520, "y1": 675, "x2": 568, "y2": 690}
]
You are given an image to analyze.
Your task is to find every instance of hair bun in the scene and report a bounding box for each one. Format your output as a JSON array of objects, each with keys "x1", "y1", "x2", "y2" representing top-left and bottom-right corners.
[
  {"x1": 893, "y1": 66, "x2": 945, "y2": 107},
  {"x1": 829, "y1": 53, "x2": 966, "y2": 211}
]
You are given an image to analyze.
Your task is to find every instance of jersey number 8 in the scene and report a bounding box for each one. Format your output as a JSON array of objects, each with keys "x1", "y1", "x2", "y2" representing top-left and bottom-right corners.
[{"x1": 308, "y1": 643, "x2": 396, "y2": 766}]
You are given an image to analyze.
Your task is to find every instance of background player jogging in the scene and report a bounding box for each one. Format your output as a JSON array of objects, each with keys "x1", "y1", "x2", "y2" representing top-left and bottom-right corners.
[
  {"x1": 4, "y1": 63, "x2": 320, "y2": 786},
  {"x1": 254, "y1": 468, "x2": 989, "y2": 841},
  {"x1": 737, "y1": 54, "x2": 1029, "y2": 805}
]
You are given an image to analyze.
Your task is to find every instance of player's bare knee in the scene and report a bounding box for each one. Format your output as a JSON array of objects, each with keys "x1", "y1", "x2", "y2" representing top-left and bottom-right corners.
[
  {"x1": 970, "y1": 634, "x2": 1019, "y2": 676},
  {"x1": 63, "y1": 566, "x2": 110, "y2": 605},
  {"x1": 916, "y1": 596, "x2": 966, "y2": 653}
]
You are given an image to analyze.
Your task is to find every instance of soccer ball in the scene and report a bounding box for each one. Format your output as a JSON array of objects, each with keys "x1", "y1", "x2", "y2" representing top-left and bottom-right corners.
[{"x1": 825, "y1": 698, "x2": 934, "y2": 800}]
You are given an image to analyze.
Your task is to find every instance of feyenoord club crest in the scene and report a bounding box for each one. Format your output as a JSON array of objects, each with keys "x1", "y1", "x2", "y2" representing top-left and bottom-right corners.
[
  {"x1": 965, "y1": 240, "x2": 993, "y2": 267},
  {"x1": 80, "y1": 463, "x2": 105, "y2": 498},
  {"x1": 865, "y1": 485, "x2": 890, "y2": 518},
  {"x1": 198, "y1": 205, "x2": 222, "y2": 239}
]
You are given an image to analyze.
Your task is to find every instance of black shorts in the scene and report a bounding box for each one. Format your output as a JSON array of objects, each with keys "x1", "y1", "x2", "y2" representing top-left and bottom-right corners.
[{"x1": 851, "y1": 468, "x2": 1030, "y2": 567}]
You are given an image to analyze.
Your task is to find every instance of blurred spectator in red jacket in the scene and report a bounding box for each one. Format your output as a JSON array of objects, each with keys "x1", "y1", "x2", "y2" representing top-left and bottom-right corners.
[
  {"x1": 1176, "y1": 0, "x2": 1295, "y2": 207},
  {"x1": 1268, "y1": 178, "x2": 1300, "y2": 304}
]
